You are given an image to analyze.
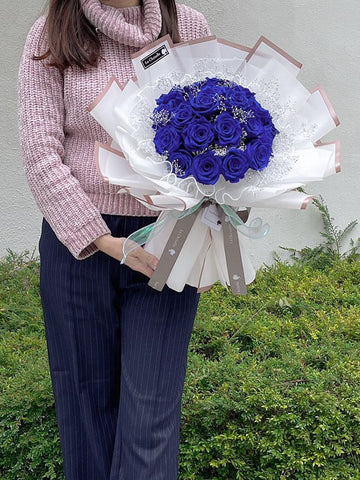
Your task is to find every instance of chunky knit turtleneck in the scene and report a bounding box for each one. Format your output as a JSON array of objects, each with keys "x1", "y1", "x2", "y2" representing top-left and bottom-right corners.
[
  {"x1": 81, "y1": 0, "x2": 162, "y2": 47},
  {"x1": 18, "y1": 2, "x2": 210, "y2": 259}
]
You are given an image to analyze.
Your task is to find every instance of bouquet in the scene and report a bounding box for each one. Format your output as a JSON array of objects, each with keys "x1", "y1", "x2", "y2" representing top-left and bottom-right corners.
[{"x1": 89, "y1": 35, "x2": 340, "y2": 295}]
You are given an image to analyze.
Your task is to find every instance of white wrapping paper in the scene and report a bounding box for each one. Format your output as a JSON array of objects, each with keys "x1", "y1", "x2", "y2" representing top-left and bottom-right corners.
[{"x1": 89, "y1": 35, "x2": 340, "y2": 294}]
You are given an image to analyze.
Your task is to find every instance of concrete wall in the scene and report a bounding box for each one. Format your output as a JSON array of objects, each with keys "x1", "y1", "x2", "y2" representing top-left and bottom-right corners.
[{"x1": 2, "y1": 0, "x2": 359, "y2": 267}]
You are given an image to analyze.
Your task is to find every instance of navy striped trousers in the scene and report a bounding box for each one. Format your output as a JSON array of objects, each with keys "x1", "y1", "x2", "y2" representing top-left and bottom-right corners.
[{"x1": 39, "y1": 214, "x2": 200, "y2": 480}]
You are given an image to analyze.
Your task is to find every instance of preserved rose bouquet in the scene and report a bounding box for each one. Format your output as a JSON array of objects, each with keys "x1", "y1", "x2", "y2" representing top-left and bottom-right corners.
[
  {"x1": 89, "y1": 35, "x2": 340, "y2": 294},
  {"x1": 152, "y1": 78, "x2": 278, "y2": 185}
]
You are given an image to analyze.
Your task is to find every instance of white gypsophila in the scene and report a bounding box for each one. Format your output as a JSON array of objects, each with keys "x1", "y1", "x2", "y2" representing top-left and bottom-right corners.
[{"x1": 128, "y1": 68, "x2": 308, "y2": 203}]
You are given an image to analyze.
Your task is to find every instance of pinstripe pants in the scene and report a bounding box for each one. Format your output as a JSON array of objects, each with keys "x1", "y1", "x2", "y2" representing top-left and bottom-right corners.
[{"x1": 39, "y1": 214, "x2": 200, "y2": 480}]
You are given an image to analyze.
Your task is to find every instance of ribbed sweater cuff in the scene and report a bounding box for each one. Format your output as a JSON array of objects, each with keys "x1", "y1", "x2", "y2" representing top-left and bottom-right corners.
[{"x1": 64, "y1": 216, "x2": 111, "y2": 260}]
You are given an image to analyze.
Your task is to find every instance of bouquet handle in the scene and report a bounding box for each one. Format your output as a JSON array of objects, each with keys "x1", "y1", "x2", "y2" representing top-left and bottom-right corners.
[
  {"x1": 148, "y1": 202, "x2": 207, "y2": 292},
  {"x1": 148, "y1": 202, "x2": 250, "y2": 295},
  {"x1": 219, "y1": 206, "x2": 248, "y2": 295}
]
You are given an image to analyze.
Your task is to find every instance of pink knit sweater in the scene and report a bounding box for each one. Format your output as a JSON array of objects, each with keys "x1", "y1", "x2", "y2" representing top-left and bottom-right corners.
[{"x1": 18, "y1": 0, "x2": 211, "y2": 259}]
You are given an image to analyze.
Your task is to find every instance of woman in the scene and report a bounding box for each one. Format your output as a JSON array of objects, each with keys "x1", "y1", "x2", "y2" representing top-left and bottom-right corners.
[{"x1": 18, "y1": 1, "x2": 211, "y2": 479}]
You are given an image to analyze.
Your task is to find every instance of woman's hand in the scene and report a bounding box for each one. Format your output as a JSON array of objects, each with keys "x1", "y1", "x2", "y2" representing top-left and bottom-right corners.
[{"x1": 94, "y1": 234, "x2": 159, "y2": 278}]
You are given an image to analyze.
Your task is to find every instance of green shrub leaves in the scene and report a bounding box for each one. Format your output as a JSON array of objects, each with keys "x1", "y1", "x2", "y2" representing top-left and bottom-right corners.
[{"x1": 1, "y1": 244, "x2": 360, "y2": 479}]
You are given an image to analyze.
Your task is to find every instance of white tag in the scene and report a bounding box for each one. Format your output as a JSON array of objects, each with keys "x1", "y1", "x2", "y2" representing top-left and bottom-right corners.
[{"x1": 201, "y1": 204, "x2": 222, "y2": 231}]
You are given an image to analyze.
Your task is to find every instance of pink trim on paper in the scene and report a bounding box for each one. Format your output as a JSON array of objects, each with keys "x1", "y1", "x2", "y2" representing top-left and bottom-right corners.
[
  {"x1": 94, "y1": 141, "x2": 125, "y2": 180},
  {"x1": 131, "y1": 34, "x2": 174, "y2": 59},
  {"x1": 315, "y1": 140, "x2": 341, "y2": 173},
  {"x1": 310, "y1": 86, "x2": 340, "y2": 127},
  {"x1": 100, "y1": 142, "x2": 124, "y2": 157},
  {"x1": 94, "y1": 142, "x2": 107, "y2": 181},
  {"x1": 115, "y1": 77, "x2": 137, "y2": 92},
  {"x1": 173, "y1": 40, "x2": 190, "y2": 49},
  {"x1": 88, "y1": 75, "x2": 122, "y2": 112},
  {"x1": 188, "y1": 35, "x2": 217, "y2": 46},
  {"x1": 197, "y1": 285, "x2": 214, "y2": 293},
  {"x1": 217, "y1": 37, "x2": 251, "y2": 53},
  {"x1": 144, "y1": 195, "x2": 187, "y2": 211},
  {"x1": 301, "y1": 196, "x2": 313, "y2": 210},
  {"x1": 142, "y1": 192, "x2": 162, "y2": 204},
  {"x1": 246, "y1": 35, "x2": 302, "y2": 69},
  {"x1": 144, "y1": 194, "x2": 155, "y2": 205},
  {"x1": 174, "y1": 196, "x2": 187, "y2": 211},
  {"x1": 118, "y1": 80, "x2": 127, "y2": 91},
  {"x1": 141, "y1": 194, "x2": 169, "y2": 212},
  {"x1": 118, "y1": 76, "x2": 138, "y2": 91},
  {"x1": 113, "y1": 76, "x2": 127, "y2": 90},
  {"x1": 334, "y1": 140, "x2": 341, "y2": 173}
]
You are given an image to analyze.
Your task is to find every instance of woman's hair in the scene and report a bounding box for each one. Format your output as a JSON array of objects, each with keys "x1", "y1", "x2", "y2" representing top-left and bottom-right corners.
[{"x1": 34, "y1": 0, "x2": 180, "y2": 71}]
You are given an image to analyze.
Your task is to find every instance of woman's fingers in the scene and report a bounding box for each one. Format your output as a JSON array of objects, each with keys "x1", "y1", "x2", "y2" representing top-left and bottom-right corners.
[
  {"x1": 124, "y1": 247, "x2": 159, "y2": 278},
  {"x1": 141, "y1": 249, "x2": 159, "y2": 270},
  {"x1": 94, "y1": 236, "x2": 159, "y2": 276},
  {"x1": 125, "y1": 257, "x2": 155, "y2": 278}
]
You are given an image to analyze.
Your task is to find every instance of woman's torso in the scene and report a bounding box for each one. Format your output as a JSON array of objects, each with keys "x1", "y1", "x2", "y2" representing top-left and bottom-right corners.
[{"x1": 60, "y1": 3, "x2": 210, "y2": 215}]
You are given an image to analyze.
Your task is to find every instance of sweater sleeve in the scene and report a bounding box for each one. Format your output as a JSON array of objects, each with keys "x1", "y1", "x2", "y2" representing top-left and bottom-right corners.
[
  {"x1": 198, "y1": 11, "x2": 212, "y2": 37},
  {"x1": 18, "y1": 16, "x2": 111, "y2": 260},
  {"x1": 177, "y1": 4, "x2": 212, "y2": 41}
]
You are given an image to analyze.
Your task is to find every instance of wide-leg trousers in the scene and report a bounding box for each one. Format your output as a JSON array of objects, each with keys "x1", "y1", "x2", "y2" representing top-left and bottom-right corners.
[{"x1": 39, "y1": 214, "x2": 200, "y2": 480}]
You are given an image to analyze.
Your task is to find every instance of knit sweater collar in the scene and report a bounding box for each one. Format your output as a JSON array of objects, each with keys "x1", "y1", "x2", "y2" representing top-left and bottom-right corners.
[{"x1": 80, "y1": 0, "x2": 162, "y2": 48}]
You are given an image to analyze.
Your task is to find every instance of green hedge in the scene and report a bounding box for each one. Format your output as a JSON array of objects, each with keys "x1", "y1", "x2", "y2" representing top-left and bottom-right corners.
[{"x1": 1, "y1": 251, "x2": 360, "y2": 479}]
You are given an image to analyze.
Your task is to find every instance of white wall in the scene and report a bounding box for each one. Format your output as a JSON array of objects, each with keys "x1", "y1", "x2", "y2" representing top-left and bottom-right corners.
[
  {"x1": 2, "y1": 0, "x2": 359, "y2": 267},
  {"x1": 1, "y1": 0, "x2": 47, "y2": 258}
]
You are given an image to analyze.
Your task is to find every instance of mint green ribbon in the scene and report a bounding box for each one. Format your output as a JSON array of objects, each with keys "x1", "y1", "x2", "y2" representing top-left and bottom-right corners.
[
  {"x1": 120, "y1": 197, "x2": 207, "y2": 264},
  {"x1": 221, "y1": 203, "x2": 270, "y2": 238},
  {"x1": 120, "y1": 197, "x2": 269, "y2": 264}
]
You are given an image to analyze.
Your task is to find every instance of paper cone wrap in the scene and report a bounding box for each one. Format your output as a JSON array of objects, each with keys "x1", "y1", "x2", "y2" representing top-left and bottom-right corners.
[{"x1": 88, "y1": 35, "x2": 340, "y2": 295}]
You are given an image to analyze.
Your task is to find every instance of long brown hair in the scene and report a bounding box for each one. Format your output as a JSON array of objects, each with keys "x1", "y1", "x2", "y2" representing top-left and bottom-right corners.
[{"x1": 35, "y1": 0, "x2": 180, "y2": 71}]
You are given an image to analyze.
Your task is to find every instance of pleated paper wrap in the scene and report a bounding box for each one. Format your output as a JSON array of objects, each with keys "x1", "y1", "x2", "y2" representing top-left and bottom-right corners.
[{"x1": 89, "y1": 35, "x2": 340, "y2": 294}]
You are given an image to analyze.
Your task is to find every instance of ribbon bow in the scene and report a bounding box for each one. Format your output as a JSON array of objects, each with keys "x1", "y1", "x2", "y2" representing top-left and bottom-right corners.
[{"x1": 121, "y1": 198, "x2": 269, "y2": 295}]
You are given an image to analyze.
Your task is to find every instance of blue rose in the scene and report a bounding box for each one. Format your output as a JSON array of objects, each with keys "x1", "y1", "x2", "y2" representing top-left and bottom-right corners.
[
  {"x1": 221, "y1": 148, "x2": 250, "y2": 183},
  {"x1": 191, "y1": 151, "x2": 222, "y2": 185},
  {"x1": 156, "y1": 89, "x2": 185, "y2": 110},
  {"x1": 226, "y1": 85, "x2": 255, "y2": 110},
  {"x1": 184, "y1": 79, "x2": 217, "y2": 97},
  {"x1": 168, "y1": 150, "x2": 193, "y2": 178},
  {"x1": 203, "y1": 77, "x2": 227, "y2": 95},
  {"x1": 267, "y1": 123, "x2": 279, "y2": 137},
  {"x1": 153, "y1": 126, "x2": 182, "y2": 155},
  {"x1": 171, "y1": 103, "x2": 196, "y2": 130},
  {"x1": 244, "y1": 116, "x2": 266, "y2": 139},
  {"x1": 246, "y1": 139, "x2": 273, "y2": 171},
  {"x1": 205, "y1": 77, "x2": 225, "y2": 87},
  {"x1": 258, "y1": 128, "x2": 276, "y2": 145},
  {"x1": 182, "y1": 118, "x2": 215, "y2": 151},
  {"x1": 188, "y1": 85, "x2": 221, "y2": 116},
  {"x1": 253, "y1": 103, "x2": 273, "y2": 126},
  {"x1": 214, "y1": 112, "x2": 242, "y2": 147}
]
